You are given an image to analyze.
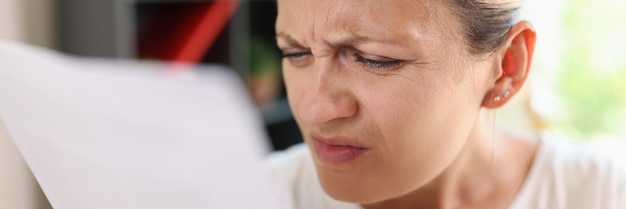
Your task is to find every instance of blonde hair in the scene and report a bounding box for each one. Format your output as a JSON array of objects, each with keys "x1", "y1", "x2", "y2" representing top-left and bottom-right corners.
[{"x1": 449, "y1": 0, "x2": 522, "y2": 54}]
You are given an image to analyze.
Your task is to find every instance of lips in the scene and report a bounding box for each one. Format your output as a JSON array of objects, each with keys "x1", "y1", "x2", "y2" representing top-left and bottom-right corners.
[{"x1": 311, "y1": 135, "x2": 370, "y2": 165}]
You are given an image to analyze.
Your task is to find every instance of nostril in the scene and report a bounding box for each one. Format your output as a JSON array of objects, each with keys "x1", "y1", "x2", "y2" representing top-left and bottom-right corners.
[
  {"x1": 299, "y1": 98, "x2": 330, "y2": 125},
  {"x1": 298, "y1": 93, "x2": 358, "y2": 125}
]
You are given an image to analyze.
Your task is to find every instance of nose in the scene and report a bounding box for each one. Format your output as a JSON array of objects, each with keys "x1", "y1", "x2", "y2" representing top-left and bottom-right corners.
[{"x1": 297, "y1": 61, "x2": 358, "y2": 125}]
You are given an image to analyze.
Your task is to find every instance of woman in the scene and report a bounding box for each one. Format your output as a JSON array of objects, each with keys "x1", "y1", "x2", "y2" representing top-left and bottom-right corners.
[{"x1": 269, "y1": 0, "x2": 626, "y2": 208}]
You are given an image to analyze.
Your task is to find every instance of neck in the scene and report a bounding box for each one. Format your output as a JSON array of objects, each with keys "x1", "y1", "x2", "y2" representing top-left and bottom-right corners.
[{"x1": 363, "y1": 116, "x2": 535, "y2": 209}]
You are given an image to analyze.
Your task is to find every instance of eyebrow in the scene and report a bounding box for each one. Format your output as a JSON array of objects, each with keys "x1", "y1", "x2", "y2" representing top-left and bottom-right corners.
[
  {"x1": 276, "y1": 33, "x2": 307, "y2": 48},
  {"x1": 276, "y1": 31, "x2": 405, "y2": 50}
]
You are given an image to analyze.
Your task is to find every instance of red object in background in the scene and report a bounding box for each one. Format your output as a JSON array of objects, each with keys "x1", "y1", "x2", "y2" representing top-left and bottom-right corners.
[
  {"x1": 137, "y1": 0, "x2": 239, "y2": 64},
  {"x1": 174, "y1": 0, "x2": 239, "y2": 63}
]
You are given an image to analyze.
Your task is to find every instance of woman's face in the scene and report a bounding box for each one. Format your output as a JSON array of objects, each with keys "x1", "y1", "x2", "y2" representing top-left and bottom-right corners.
[{"x1": 276, "y1": 0, "x2": 498, "y2": 203}]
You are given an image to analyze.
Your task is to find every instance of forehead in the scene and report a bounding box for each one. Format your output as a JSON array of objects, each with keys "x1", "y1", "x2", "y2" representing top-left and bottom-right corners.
[{"x1": 275, "y1": 0, "x2": 460, "y2": 47}]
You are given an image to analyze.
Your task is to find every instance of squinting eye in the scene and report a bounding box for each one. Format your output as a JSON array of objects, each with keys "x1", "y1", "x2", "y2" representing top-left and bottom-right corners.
[
  {"x1": 281, "y1": 51, "x2": 313, "y2": 67},
  {"x1": 281, "y1": 51, "x2": 311, "y2": 59},
  {"x1": 354, "y1": 54, "x2": 403, "y2": 70}
]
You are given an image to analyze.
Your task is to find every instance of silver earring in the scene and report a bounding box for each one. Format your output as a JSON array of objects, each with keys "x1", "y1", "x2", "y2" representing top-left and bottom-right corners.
[{"x1": 494, "y1": 90, "x2": 510, "y2": 102}]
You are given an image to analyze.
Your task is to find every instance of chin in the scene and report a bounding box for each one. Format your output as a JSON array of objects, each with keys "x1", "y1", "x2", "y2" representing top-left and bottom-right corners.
[
  {"x1": 320, "y1": 180, "x2": 384, "y2": 204},
  {"x1": 316, "y1": 166, "x2": 409, "y2": 204},
  {"x1": 314, "y1": 158, "x2": 446, "y2": 205}
]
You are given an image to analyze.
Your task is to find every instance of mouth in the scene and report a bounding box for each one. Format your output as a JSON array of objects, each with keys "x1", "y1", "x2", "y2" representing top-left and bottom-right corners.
[{"x1": 311, "y1": 135, "x2": 371, "y2": 165}]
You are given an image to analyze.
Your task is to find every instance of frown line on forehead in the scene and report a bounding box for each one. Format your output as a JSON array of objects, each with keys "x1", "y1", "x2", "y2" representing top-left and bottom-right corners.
[{"x1": 276, "y1": 30, "x2": 410, "y2": 50}]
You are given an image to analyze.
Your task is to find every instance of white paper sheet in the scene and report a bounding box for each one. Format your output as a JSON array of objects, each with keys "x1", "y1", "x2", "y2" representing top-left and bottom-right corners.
[{"x1": 0, "y1": 41, "x2": 282, "y2": 209}]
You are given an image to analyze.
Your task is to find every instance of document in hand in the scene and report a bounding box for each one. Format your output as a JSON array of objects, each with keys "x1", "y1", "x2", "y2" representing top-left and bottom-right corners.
[{"x1": 0, "y1": 41, "x2": 282, "y2": 209}]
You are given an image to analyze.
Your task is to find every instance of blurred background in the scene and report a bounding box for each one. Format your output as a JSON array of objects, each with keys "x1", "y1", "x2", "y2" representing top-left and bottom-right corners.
[{"x1": 0, "y1": 0, "x2": 624, "y2": 208}]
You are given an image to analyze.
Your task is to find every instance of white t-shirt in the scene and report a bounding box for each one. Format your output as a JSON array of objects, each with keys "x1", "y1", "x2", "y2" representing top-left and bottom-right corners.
[{"x1": 267, "y1": 138, "x2": 626, "y2": 209}]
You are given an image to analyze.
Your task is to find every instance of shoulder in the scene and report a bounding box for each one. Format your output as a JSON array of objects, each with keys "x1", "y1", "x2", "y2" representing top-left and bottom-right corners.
[
  {"x1": 542, "y1": 138, "x2": 625, "y2": 191},
  {"x1": 512, "y1": 137, "x2": 626, "y2": 209},
  {"x1": 265, "y1": 144, "x2": 361, "y2": 209}
]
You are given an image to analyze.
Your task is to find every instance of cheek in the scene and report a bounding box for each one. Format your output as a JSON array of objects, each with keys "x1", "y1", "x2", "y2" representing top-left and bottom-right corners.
[
  {"x1": 364, "y1": 66, "x2": 483, "y2": 147},
  {"x1": 355, "y1": 70, "x2": 481, "y2": 188},
  {"x1": 383, "y1": 78, "x2": 478, "y2": 148},
  {"x1": 359, "y1": 74, "x2": 451, "y2": 147}
]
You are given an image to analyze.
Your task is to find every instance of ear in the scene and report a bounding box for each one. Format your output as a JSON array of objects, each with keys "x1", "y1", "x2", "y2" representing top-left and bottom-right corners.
[{"x1": 482, "y1": 21, "x2": 537, "y2": 109}]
